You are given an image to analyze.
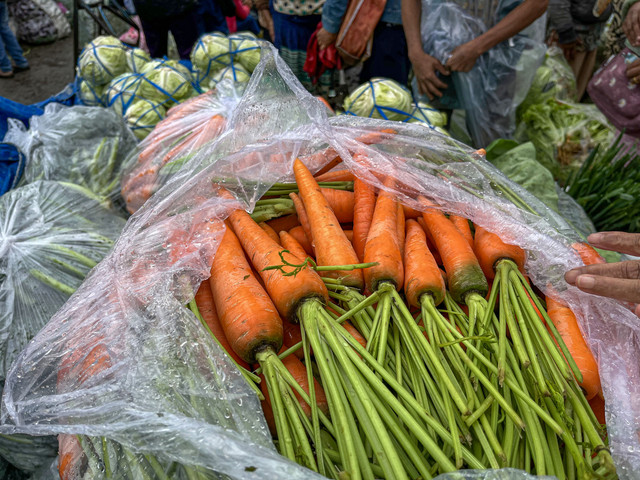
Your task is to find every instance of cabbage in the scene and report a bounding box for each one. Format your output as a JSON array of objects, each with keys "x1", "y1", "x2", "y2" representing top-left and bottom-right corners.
[
  {"x1": 230, "y1": 35, "x2": 261, "y2": 72},
  {"x1": 208, "y1": 64, "x2": 250, "y2": 88},
  {"x1": 139, "y1": 63, "x2": 195, "y2": 104},
  {"x1": 77, "y1": 36, "x2": 128, "y2": 86},
  {"x1": 124, "y1": 99, "x2": 166, "y2": 140},
  {"x1": 408, "y1": 102, "x2": 447, "y2": 127},
  {"x1": 105, "y1": 73, "x2": 144, "y2": 115},
  {"x1": 190, "y1": 33, "x2": 232, "y2": 83},
  {"x1": 126, "y1": 48, "x2": 151, "y2": 73},
  {"x1": 233, "y1": 31, "x2": 258, "y2": 39},
  {"x1": 343, "y1": 78, "x2": 413, "y2": 121},
  {"x1": 78, "y1": 79, "x2": 105, "y2": 107}
]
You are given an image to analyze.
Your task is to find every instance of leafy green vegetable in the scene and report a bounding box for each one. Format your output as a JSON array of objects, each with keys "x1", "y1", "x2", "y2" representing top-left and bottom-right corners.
[
  {"x1": 105, "y1": 73, "x2": 144, "y2": 115},
  {"x1": 408, "y1": 101, "x2": 448, "y2": 127},
  {"x1": 343, "y1": 78, "x2": 413, "y2": 121},
  {"x1": 230, "y1": 35, "x2": 261, "y2": 73},
  {"x1": 139, "y1": 62, "x2": 196, "y2": 105},
  {"x1": 209, "y1": 64, "x2": 250, "y2": 88},
  {"x1": 191, "y1": 32, "x2": 233, "y2": 84},
  {"x1": 78, "y1": 78, "x2": 105, "y2": 107},
  {"x1": 124, "y1": 99, "x2": 166, "y2": 140},
  {"x1": 126, "y1": 47, "x2": 151, "y2": 73},
  {"x1": 77, "y1": 36, "x2": 128, "y2": 86}
]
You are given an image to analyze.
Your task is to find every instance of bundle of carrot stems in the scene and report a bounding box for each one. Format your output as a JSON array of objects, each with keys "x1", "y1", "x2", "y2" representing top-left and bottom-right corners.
[{"x1": 188, "y1": 155, "x2": 615, "y2": 480}]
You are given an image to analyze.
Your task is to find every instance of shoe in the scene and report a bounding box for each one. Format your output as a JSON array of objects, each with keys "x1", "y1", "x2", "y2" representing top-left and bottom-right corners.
[
  {"x1": 13, "y1": 64, "x2": 30, "y2": 73},
  {"x1": 0, "y1": 70, "x2": 14, "y2": 78}
]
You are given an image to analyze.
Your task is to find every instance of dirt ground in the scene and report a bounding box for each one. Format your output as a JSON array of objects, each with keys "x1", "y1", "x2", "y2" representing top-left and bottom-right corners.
[{"x1": 0, "y1": 36, "x2": 75, "y2": 105}]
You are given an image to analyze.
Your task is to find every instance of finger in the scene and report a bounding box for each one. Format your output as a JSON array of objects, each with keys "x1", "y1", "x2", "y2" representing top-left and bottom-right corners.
[
  {"x1": 587, "y1": 232, "x2": 640, "y2": 256},
  {"x1": 434, "y1": 62, "x2": 450, "y2": 76},
  {"x1": 573, "y1": 274, "x2": 640, "y2": 304},
  {"x1": 418, "y1": 79, "x2": 434, "y2": 100},
  {"x1": 429, "y1": 73, "x2": 448, "y2": 89},
  {"x1": 565, "y1": 260, "x2": 640, "y2": 284},
  {"x1": 626, "y1": 63, "x2": 640, "y2": 78},
  {"x1": 425, "y1": 81, "x2": 443, "y2": 99},
  {"x1": 631, "y1": 12, "x2": 640, "y2": 44}
]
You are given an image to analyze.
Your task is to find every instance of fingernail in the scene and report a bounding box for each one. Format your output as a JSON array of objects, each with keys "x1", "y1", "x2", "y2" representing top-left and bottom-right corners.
[
  {"x1": 577, "y1": 275, "x2": 595, "y2": 289},
  {"x1": 587, "y1": 233, "x2": 603, "y2": 243}
]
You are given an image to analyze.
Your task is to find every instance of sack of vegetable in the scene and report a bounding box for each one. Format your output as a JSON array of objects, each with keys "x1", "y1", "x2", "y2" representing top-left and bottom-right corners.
[
  {"x1": 0, "y1": 180, "x2": 126, "y2": 473},
  {"x1": 120, "y1": 81, "x2": 243, "y2": 214},
  {"x1": 1, "y1": 46, "x2": 638, "y2": 480},
  {"x1": 4, "y1": 104, "x2": 137, "y2": 208}
]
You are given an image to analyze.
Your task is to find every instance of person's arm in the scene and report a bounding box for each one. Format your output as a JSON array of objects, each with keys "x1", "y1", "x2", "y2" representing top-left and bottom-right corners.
[
  {"x1": 547, "y1": 0, "x2": 580, "y2": 61},
  {"x1": 317, "y1": 0, "x2": 349, "y2": 49},
  {"x1": 252, "y1": 0, "x2": 274, "y2": 41},
  {"x1": 447, "y1": 0, "x2": 549, "y2": 72},
  {"x1": 401, "y1": 0, "x2": 449, "y2": 99},
  {"x1": 623, "y1": 0, "x2": 640, "y2": 46}
]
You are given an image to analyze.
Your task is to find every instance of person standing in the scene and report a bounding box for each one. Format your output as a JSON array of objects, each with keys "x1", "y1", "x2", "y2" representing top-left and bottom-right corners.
[
  {"x1": 0, "y1": 0, "x2": 29, "y2": 78},
  {"x1": 317, "y1": 0, "x2": 410, "y2": 85}
]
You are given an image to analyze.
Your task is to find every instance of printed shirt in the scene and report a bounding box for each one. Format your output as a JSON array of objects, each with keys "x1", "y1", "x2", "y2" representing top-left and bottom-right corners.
[{"x1": 274, "y1": 0, "x2": 325, "y2": 16}]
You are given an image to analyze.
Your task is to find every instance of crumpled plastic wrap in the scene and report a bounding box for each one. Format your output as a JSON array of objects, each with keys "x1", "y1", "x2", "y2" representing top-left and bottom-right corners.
[
  {"x1": 418, "y1": 0, "x2": 546, "y2": 147},
  {"x1": 4, "y1": 104, "x2": 137, "y2": 207},
  {"x1": 2, "y1": 45, "x2": 640, "y2": 480}
]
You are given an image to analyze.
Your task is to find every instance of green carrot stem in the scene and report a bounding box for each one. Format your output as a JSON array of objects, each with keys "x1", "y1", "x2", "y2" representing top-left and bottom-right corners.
[
  {"x1": 301, "y1": 325, "x2": 324, "y2": 476},
  {"x1": 48, "y1": 244, "x2": 98, "y2": 268},
  {"x1": 278, "y1": 376, "x2": 318, "y2": 470},
  {"x1": 499, "y1": 265, "x2": 530, "y2": 371},
  {"x1": 545, "y1": 422, "x2": 566, "y2": 480},
  {"x1": 29, "y1": 269, "x2": 76, "y2": 295},
  {"x1": 464, "y1": 395, "x2": 494, "y2": 427},
  {"x1": 49, "y1": 257, "x2": 88, "y2": 279}
]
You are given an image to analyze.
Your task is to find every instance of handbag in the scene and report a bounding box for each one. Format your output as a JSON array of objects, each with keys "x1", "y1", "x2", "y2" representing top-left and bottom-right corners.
[
  {"x1": 587, "y1": 44, "x2": 640, "y2": 136},
  {"x1": 335, "y1": 0, "x2": 387, "y2": 66}
]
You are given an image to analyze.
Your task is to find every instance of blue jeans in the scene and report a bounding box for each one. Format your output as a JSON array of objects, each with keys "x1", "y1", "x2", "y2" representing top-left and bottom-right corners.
[{"x1": 0, "y1": 2, "x2": 28, "y2": 73}]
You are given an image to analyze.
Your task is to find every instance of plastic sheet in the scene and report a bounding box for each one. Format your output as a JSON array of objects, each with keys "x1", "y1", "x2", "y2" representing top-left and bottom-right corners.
[
  {"x1": 4, "y1": 104, "x2": 137, "y2": 206},
  {"x1": 418, "y1": 0, "x2": 546, "y2": 147},
  {"x1": 2, "y1": 45, "x2": 640, "y2": 480}
]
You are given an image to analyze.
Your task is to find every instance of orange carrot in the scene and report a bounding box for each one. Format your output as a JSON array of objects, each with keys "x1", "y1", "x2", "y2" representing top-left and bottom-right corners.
[
  {"x1": 209, "y1": 226, "x2": 283, "y2": 363},
  {"x1": 279, "y1": 230, "x2": 310, "y2": 261},
  {"x1": 320, "y1": 188, "x2": 355, "y2": 224},
  {"x1": 58, "y1": 435, "x2": 85, "y2": 480},
  {"x1": 289, "y1": 192, "x2": 313, "y2": 251},
  {"x1": 195, "y1": 281, "x2": 249, "y2": 369},
  {"x1": 266, "y1": 213, "x2": 300, "y2": 233},
  {"x1": 571, "y1": 242, "x2": 606, "y2": 266},
  {"x1": 344, "y1": 229, "x2": 353, "y2": 242},
  {"x1": 420, "y1": 199, "x2": 487, "y2": 303},
  {"x1": 352, "y1": 178, "x2": 376, "y2": 262},
  {"x1": 227, "y1": 206, "x2": 328, "y2": 321},
  {"x1": 397, "y1": 202, "x2": 405, "y2": 258},
  {"x1": 283, "y1": 321, "x2": 304, "y2": 359},
  {"x1": 416, "y1": 217, "x2": 443, "y2": 265},
  {"x1": 402, "y1": 204, "x2": 422, "y2": 219},
  {"x1": 315, "y1": 169, "x2": 355, "y2": 182},
  {"x1": 450, "y1": 215, "x2": 473, "y2": 249},
  {"x1": 312, "y1": 152, "x2": 342, "y2": 178},
  {"x1": 588, "y1": 394, "x2": 606, "y2": 425},
  {"x1": 260, "y1": 222, "x2": 281, "y2": 245},
  {"x1": 364, "y1": 180, "x2": 404, "y2": 291},
  {"x1": 288, "y1": 226, "x2": 314, "y2": 256},
  {"x1": 404, "y1": 219, "x2": 446, "y2": 307},
  {"x1": 473, "y1": 226, "x2": 525, "y2": 281},
  {"x1": 294, "y1": 158, "x2": 363, "y2": 288},
  {"x1": 545, "y1": 297, "x2": 601, "y2": 400}
]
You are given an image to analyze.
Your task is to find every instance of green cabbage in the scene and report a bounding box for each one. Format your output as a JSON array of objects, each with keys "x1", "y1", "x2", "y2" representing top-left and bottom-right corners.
[
  {"x1": 126, "y1": 48, "x2": 151, "y2": 73},
  {"x1": 230, "y1": 35, "x2": 261, "y2": 73},
  {"x1": 105, "y1": 73, "x2": 144, "y2": 115},
  {"x1": 124, "y1": 99, "x2": 166, "y2": 140},
  {"x1": 77, "y1": 36, "x2": 128, "y2": 86},
  {"x1": 234, "y1": 31, "x2": 258, "y2": 39},
  {"x1": 209, "y1": 64, "x2": 250, "y2": 88},
  {"x1": 78, "y1": 79, "x2": 105, "y2": 107},
  {"x1": 139, "y1": 62, "x2": 195, "y2": 105},
  {"x1": 190, "y1": 33, "x2": 232, "y2": 84},
  {"x1": 408, "y1": 102, "x2": 447, "y2": 127},
  {"x1": 343, "y1": 78, "x2": 413, "y2": 121}
]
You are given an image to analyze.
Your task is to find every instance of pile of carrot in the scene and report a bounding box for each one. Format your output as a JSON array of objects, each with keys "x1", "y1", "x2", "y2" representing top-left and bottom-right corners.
[{"x1": 186, "y1": 159, "x2": 616, "y2": 479}]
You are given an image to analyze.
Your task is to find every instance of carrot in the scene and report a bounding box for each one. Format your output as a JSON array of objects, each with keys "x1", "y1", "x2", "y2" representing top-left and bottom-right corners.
[
  {"x1": 58, "y1": 435, "x2": 86, "y2": 480},
  {"x1": 289, "y1": 192, "x2": 313, "y2": 251},
  {"x1": 195, "y1": 281, "x2": 250, "y2": 369},
  {"x1": 316, "y1": 95, "x2": 334, "y2": 114},
  {"x1": 344, "y1": 229, "x2": 353, "y2": 242},
  {"x1": 260, "y1": 222, "x2": 281, "y2": 245},
  {"x1": 352, "y1": 178, "x2": 376, "y2": 262},
  {"x1": 312, "y1": 152, "x2": 342, "y2": 178},
  {"x1": 315, "y1": 169, "x2": 355, "y2": 182},
  {"x1": 416, "y1": 217, "x2": 443, "y2": 265},
  {"x1": 266, "y1": 213, "x2": 300, "y2": 233},
  {"x1": 588, "y1": 394, "x2": 606, "y2": 425},
  {"x1": 404, "y1": 219, "x2": 446, "y2": 307},
  {"x1": 319, "y1": 188, "x2": 355, "y2": 224},
  {"x1": 283, "y1": 321, "x2": 304, "y2": 359},
  {"x1": 279, "y1": 230, "x2": 310, "y2": 261},
  {"x1": 288, "y1": 226, "x2": 314, "y2": 256},
  {"x1": 571, "y1": 242, "x2": 606, "y2": 265},
  {"x1": 227, "y1": 206, "x2": 328, "y2": 321},
  {"x1": 420, "y1": 199, "x2": 487, "y2": 303},
  {"x1": 473, "y1": 226, "x2": 525, "y2": 281},
  {"x1": 364, "y1": 180, "x2": 404, "y2": 291},
  {"x1": 343, "y1": 321, "x2": 367, "y2": 349},
  {"x1": 293, "y1": 158, "x2": 363, "y2": 288},
  {"x1": 209, "y1": 226, "x2": 283, "y2": 363},
  {"x1": 397, "y1": 202, "x2": 405, "y2": 258},
  {"x1": 450, "y1": 215, "x2": 473, "y2": 249},
  {"x1": 402, "y1": 204, "x2": 422, "y2": 219},
  {"x1": 545, "y1": 297, "x2": 601, "y2": 400}
]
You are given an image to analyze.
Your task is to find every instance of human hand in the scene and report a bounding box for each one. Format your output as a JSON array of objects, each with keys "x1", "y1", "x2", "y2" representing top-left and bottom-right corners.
[
  {"x1": 565, "y1": 232, "x2": 640, "y2": 316},
  {"x1": 623, "y1": 2, "x2": 640, "y2": 46},
  {"x1": 626, "y1": 58, "x2": 640, "y2": 84},
  {"x1": 258, "y1": 9, "x2": 275, "y2": 41},
  {"x1": 409, "y1": 50, "x2": 449, "y2": 100},
  {"x1": 317, "y1": 28, "x2": 337, "y2": 50},
  {"x1": 559, "y1": 40, "x2": 581, "y2": 62},
  {"x1": 446, "y1": 40, "x2": 482, "y2": 73}
]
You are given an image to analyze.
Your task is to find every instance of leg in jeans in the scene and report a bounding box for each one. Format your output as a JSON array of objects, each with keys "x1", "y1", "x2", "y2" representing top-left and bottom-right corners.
[
  {"x1": 138, "y1": 16, "x2": 169, "y2": 58},
  {"x1": 0, "y1": 2, "x2": 29, "y2": 72},
  {"x1": 170, "y1": 8, "x2": 202, "y2": 59}
]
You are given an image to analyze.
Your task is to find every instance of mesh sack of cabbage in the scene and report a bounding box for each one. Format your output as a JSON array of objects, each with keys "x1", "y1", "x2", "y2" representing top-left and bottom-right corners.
[
  {"x1": 120, "y1": 81, "x2": 244, "y2": 214},
  {"x1": 190, "y1": 31, "x2": 261, "y2": 88},
  {"x1": 0, "y1": 45, "x2": 638, "y2": 480},
  {"x1": 0, "y1": 180, "x2": 126, "y2": 473},
  {"x1": 3, "y1": 104, "x2": 137, "y2": 207}
]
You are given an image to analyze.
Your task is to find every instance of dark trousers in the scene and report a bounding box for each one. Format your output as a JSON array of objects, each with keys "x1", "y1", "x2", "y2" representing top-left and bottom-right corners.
[
  {"x1": 139, "y1": 8, "x2": 201, "y2": 59},
  {"x1": 359, "y1": 23, "x2": 410, "y2": 85}
]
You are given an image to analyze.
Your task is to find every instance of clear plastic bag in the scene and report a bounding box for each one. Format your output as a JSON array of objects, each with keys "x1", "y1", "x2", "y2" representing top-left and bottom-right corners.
[
  {"x1": 4, "y1": 104, "x2": 137, "y2": 207},
  {"x1": 2, "y1": 45, "x2": 640, "y2": 480},
  {"x1": 418, "y1": 0, "x2": 546, "y2": 147}
]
